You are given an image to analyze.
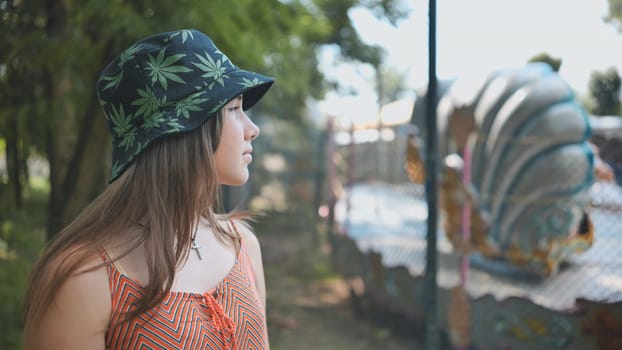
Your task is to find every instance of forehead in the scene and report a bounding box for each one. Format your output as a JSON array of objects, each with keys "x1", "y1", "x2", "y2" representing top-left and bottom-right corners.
[{"x1": 225, "y1": 95, "x2": 243, "y2": 106}]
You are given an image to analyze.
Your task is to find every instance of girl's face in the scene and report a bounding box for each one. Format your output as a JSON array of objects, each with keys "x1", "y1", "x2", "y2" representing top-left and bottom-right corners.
[{"x1": 214, "y1": 95, "x2": 260, "y2": 186}]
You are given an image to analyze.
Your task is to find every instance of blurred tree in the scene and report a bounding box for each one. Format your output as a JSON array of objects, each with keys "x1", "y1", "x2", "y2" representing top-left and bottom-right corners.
[
  {"x1": 605, "y1": 0, "x2": 622, "y2": 32},
  {"x1": 588, "y1": 67, "x2": 621, "y2": 116},
  {"x1": 376, "y1": 64, "x2": 409, "y2": 105},
  {"x1": 528, "y1": 52, "x2": 562, "y2": 72},
  {"x1": 0, "y1": 0, "x2": 55, "y2": 216},
  {"x1": 0, "y1": 0, "x2": 408, "y2": 238}
]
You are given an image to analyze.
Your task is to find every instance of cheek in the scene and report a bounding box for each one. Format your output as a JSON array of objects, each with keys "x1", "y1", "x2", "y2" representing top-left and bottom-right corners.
[
  {"x1": 213, "y1": 128, "x2": 238, "y2": 167},
  {"x1": 214, "y1": 139, "x2": 232, "y2": 166},
  {"x1": 219, "y1": 116, "x2": 244, "y2": 142}
]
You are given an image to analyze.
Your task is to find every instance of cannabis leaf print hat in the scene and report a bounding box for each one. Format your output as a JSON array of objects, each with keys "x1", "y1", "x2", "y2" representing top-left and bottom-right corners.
[{"x1": 97, "y1": 29, "x2": 275, "y2": 182}]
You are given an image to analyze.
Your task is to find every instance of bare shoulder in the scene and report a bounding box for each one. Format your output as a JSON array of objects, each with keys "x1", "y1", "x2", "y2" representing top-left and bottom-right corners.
[
  {"x1": 231, "y1": 218, "x2": 260, "y2": 250},
  {"x1": 24, "y1": 248, "x2": 110, "y2": 350}
]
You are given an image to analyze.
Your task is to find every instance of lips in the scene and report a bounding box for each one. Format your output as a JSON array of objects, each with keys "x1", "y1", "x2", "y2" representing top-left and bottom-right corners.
[{"x1": 243, "y1": 148, "x2": 253, "y2": 162}]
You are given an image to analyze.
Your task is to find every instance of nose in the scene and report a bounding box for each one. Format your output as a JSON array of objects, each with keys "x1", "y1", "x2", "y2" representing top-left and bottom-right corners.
[{"x1": 245, "y1": 114, "x2": 260, "y2": 141}]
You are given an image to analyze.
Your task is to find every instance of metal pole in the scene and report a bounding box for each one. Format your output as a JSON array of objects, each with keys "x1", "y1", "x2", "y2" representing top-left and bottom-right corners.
[
  {"x1": 326, "y1": 116, "x2": 336, "y2": 232},
  {"x1": 423, "y1": 0, "x2": 440, "y2": 349}
]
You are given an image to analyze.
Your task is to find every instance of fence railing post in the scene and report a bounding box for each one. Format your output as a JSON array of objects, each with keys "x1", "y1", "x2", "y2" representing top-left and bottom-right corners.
[{"x1": 423, "y1": 0, "x2": 440, "y2": 348}]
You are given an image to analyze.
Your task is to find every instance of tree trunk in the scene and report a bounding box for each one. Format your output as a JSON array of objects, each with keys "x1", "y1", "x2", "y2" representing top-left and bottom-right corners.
[
  {"x1": 46, "y1": 76, "x2": 110, "y2": 238},
  {"x1": 6, "y1": 113, "x2": 22, "y2": 209},
  {"x1": 44, "y1": 0, "x2": 111, "y2": 239}
]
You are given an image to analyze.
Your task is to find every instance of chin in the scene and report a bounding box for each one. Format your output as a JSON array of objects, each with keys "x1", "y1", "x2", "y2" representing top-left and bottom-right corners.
[
  {"x1": 220, "y1": 172, "x2": 249, "y2": 186},
  {"x1": 227, "y1": 179, "x2": 249, "y2": 186}
]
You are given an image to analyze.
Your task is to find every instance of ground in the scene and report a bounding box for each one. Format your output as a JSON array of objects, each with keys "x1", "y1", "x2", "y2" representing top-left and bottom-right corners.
[{"x1": 255, "y1": 211, "x2": 420, "y2": 350}]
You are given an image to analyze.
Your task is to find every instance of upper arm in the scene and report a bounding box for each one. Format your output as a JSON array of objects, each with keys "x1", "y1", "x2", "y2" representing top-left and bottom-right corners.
[
  {"x1": 23, "y1": 256, "x2": 111, "y2": 350},
  {"x1": 233, "y1": 219, "x2": 267, "y2": 309}
]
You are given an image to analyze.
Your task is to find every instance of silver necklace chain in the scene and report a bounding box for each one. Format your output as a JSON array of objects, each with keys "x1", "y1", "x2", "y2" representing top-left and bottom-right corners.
[
  {"x1": 138, "y1": 222, "x2": 203, "y2": 260},
  {"x1": 191, "y1": 238, "x2": 202, "y2": 260},
  {"x1": 191, "y1": 224, "x2": 202, "y2": 260}
]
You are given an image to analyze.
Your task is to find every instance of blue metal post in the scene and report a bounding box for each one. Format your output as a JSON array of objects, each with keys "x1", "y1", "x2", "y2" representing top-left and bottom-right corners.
[{"x1": 424, "y1": 0, "x2": 440, "y2": 349}]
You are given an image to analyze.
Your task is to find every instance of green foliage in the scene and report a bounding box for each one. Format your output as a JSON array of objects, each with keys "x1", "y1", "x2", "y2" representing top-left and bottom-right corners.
[
  {"x1": 1, "y1": 0, "x2": 408, "y2": 237},
  {"x1": 0, "y1": 257, "x2": 30, "y2": 349},
  {"x1": 594, "y1": 1, "x2": 622, "y2": 114},
  {"x1": 588, "y1": 67, "x2": 622, "y2": 115},
  {"x1": 0, "y1": 179, "x2": 48, "y2": 349},
  {"x1": 605, "y1": 0, "x2": 622, "y2": 32},
  {"x1": 528, "y1": 52, "x2": 562, "y2": 72},
  {"x1": 377, "y1": 63, "x2": 410, "y2": 104},
  {"x1": 0, "y1": 2, "x2": 408, "y2": 346}
]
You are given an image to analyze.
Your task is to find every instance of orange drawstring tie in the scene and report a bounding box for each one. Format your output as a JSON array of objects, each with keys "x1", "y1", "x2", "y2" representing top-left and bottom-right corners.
[{"x1": 205, "y1": 294, "x2": 237, "y2": 350}]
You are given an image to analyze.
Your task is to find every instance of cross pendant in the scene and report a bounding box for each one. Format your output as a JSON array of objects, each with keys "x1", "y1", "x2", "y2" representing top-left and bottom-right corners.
[{"x1": 191, "y1": 240, "x2": 202, "y2": 260}]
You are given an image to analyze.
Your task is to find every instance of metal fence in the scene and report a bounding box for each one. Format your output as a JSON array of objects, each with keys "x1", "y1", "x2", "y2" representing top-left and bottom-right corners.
[{"x1": 326, "y1": 112, "x2": 622, "y2": 350}]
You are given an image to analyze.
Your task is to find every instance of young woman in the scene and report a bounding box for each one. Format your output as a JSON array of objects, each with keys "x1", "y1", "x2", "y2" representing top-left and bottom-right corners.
[{"x1": 23, "y1": 29, "x2": 274, "y2": 350}]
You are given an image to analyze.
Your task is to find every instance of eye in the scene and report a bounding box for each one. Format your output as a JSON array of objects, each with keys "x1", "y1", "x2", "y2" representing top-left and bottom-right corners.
[{"x1": 226, "y1": 96, "x2": 243, "y2": 112}]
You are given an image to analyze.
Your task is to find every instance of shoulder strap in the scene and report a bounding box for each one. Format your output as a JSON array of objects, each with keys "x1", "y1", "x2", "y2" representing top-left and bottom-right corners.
[
  {"x1": 228, "y1": 219, "x2": 244, "y2": 245},
  {"x1": 100, "y1": 249, "x2": 129, "y2": 276}
]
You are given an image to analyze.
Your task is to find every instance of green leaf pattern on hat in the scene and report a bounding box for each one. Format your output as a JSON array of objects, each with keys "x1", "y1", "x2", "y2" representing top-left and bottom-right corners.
[
  {"x1": 169, "y1": 30, "x2": 195, "y2": 44},
  {"x1": 210, "y1": 99, "x2": 229, "y2": 115},
  {"x1": 100, "y1": 44, "x2": 145, "y2": 91},
  {"x1": 164, "y1": 118, "x2": 184, "y2": 132},
  {"x1": 111, "y1": 161, "x2": 123, "y2": 180},
  {"x1": 132, "y1": 87, "x2": 165, "y2": 118},
  {"x1": 146, "y1": 50, "x2": 193, "y2": 90},
  {"x1": 241, "y1": 77, "x2": 261, "y2": 88},
  {"x1": 100, "y1": 72, "x2": 124, "y2": 91},
  {"x1": 192, "y1": 51, "x2": 230, "y2": 89},
  {"x1": 108, "y1": 104, "x2": 137, "y2": 151},
  {"x1": 97, "y1": 29, "x2": 274, "y2": 183},
  {"x1": 175, "y1": 91, "x2": 209, "y2": 119},
  {"x1": 119, "y1": 44, "x2": 144, "y2": 67},
  {"x1": 142, "y1": 111, "x2": 167, "y2": 131}
]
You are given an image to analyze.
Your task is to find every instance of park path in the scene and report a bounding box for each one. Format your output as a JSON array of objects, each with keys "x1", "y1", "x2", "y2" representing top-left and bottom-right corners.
[{"x1": 255, "y1": 211, "x2": 420, "y2": 350}]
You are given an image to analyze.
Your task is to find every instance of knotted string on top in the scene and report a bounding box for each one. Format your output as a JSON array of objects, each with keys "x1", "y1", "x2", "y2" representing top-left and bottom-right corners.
[{"x1": 204, "y1": 293, "x2": 237, "y2": 350}]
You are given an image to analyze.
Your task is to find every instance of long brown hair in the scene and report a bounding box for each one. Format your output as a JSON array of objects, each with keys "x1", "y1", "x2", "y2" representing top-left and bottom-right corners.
[{"x1": 24, "y1": 111, "x2": 242, "y2": 329}]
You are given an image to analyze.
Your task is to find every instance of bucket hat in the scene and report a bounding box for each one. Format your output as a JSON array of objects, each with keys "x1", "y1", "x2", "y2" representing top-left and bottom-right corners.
[{"x1": 97, "y1": 29, "x2": 275, "y2": 182}]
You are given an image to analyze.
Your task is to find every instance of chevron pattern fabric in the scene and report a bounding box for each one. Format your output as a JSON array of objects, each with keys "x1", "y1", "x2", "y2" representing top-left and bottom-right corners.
[{"x1": 104, "y1": 240, "x2": 267, "y2": 349}]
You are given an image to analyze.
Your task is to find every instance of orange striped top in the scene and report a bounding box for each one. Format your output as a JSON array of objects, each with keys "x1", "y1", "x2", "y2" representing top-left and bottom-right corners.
[{"x1": 103, "y1": 238, "x2": 268, "y2": 350}]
